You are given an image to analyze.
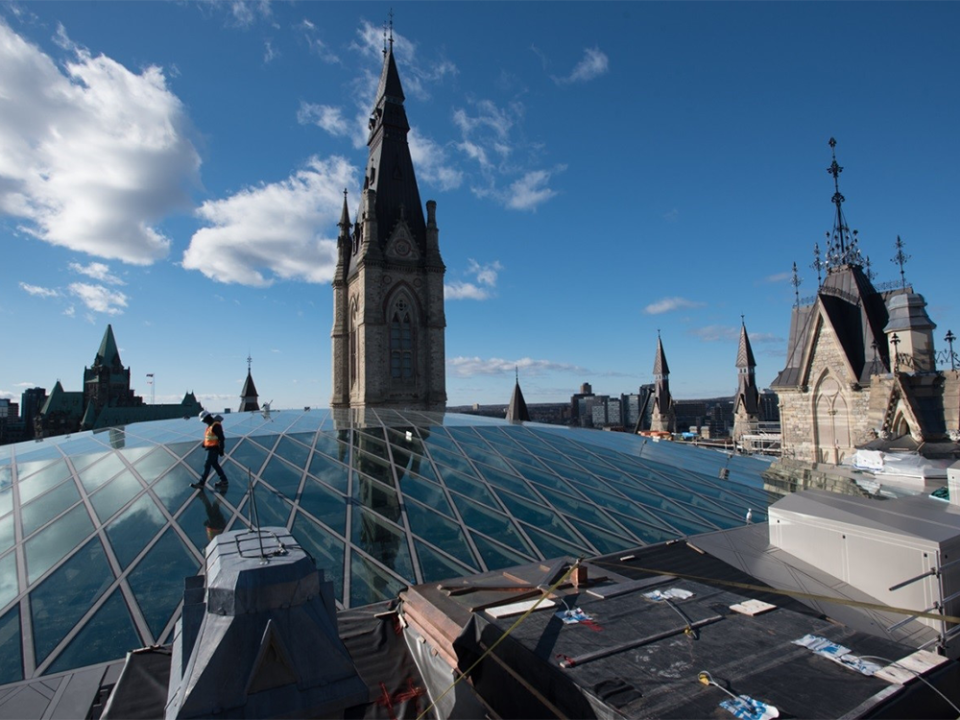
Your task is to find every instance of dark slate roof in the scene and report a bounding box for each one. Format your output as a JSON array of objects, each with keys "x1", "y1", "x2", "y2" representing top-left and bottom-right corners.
[
  {"x1": 349, "y1": 45, "x2": 426, "y2": 277},
  {"x1": 240, "y1": 370, "x2": 259, "y2": 401},
  {"x1": 506, "y1": 380, "x2": 530, "y2": 422},
  {"x1": 94, "y1": 325, "x2": 122, "y2": 368},
  {"x1": 736, "y1": 322, "x2": 756, "y2": 369},
  {"x1": 653, "y1": 337, "x2": 669, "y2": 377},
  {"x1": 772, "y1": 267, "x2": 895, "y2": 388}
]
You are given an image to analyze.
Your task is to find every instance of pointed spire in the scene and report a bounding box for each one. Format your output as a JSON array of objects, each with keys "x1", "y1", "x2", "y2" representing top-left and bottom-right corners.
[
  {"x1": 824, "y1": 137, "x2": 864, "y2": 271},
  {"x1": 653, "y1": 332, "x2": 670, "y2": 378},
  {"x1": 737, "y1": 317, "x2": 757, "y2": 370},
  {"x1": 506, "y1": 367, "x2": 530, "y2": 422},
  {"x1": 338, "y1": 189, "x2": 351, "y2": 231},
  {"x1": 95, "y1": 324, "x2": 121, "y2": 367},
  {"x1": 240, "y1": 355, "x2": 260, "y2": 412}
]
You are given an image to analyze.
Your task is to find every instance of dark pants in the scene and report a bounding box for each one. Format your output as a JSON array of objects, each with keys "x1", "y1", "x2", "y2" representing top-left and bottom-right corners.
[{"x1": 201, "y1": 447, "x2": 227, "y2": 483}]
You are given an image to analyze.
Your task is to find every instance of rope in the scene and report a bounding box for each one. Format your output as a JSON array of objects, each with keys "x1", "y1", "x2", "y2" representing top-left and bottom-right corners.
[
  {"x1": 413, "y1": 561, "x2": 579, "y2": 720},
  {"x1": 589, "y1": 558, "x2": 960, "y2": 625}
]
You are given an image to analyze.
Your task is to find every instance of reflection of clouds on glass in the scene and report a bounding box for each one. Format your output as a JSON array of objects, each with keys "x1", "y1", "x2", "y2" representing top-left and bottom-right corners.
[
  {"x1": 0, "y1": 465, "x2": 11, "y2": 517},
  {"x1": 25, "y1": 504, "x2": 95, "y2": 584},
  {"x1": 0, "y1": 551, "x2": 17, "y2": 608},
  {"x1": 78, "y1": 453, "x2": 127, "y2": 492}
]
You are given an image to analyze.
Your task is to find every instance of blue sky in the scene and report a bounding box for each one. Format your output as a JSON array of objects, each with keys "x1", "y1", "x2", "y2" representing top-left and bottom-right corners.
[{"x1": 1, "y1": 1, "x2": 958, "y2": 413}]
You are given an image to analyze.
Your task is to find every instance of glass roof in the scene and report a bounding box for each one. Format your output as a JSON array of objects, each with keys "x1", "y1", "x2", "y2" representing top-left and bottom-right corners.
[{"x1": 0, "y1": 408, "x2": 779, "y2": 684}]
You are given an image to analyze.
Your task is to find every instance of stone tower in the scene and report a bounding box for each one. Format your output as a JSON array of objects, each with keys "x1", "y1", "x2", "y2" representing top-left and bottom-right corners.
[
  {"x1": 771, "y1": 139, "x2": 955, "y2": 464},
  {"x1": 83, "y1": 324, "x2": 138, "y2": 413},
  {"x1": 732, "y1": 320, "x2": 761, "y2": 442},
  {"x1": 330, "y1": 33, "x2": 446, "y2": 412},
  {"x1": 650, "y1": 335, "x2": 675, "y2": 433}
]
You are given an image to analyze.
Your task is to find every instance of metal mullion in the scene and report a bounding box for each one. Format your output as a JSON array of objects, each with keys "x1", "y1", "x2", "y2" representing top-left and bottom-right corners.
[
  {"x1": 380, "y1": 424, "x2": 423, "y2": 585},
  {"x1": 10, "y1": 446, "x2": 36, "y2": 678},
  {"x1": 341, "y1": 427, "x2": 354, "y2": 606}
]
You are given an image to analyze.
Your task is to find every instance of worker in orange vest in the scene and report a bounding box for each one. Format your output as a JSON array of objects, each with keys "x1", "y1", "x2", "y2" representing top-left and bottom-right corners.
[{"x1": 192, "y1": 410, "x2": 228, "y2": 489}]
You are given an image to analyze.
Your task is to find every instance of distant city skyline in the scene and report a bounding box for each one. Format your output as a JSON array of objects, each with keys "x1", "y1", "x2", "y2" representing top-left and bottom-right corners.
[{"x1": 1, "y1": 2, "x2": 957, "y2": 411}]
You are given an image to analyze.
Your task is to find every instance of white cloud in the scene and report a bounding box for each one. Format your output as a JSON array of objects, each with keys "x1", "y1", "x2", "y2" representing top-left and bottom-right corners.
[
  {"x1": 445, "y1": 259, "x2": 502, "y2": 301},
  {"x1": 19, "y1": 282, "x2": 60, "y2": 299},
  {"x1": 409, "y1": 129, "x2": 462, "y2": 192},
  {"x1": 69, "y1": 261, "x2": 125, "y2": 285},
  {"x1": 449, "y1": 356, "x2": 588, "y2": 378},
  {"x1": 554, "y1": 47, "x2": 609, "y2": 85},
  {"x1": 0, "y1": 21, "x2": 200, "y2": 265},
  {"x1": 68, "y1": 282, "x2": 128, "y2": 314},
  {"x1": 506, "y1": 169, "x2": 561, "y2": 211},
  {"x1": 763, "y1": 271, "x2": 792, "y2": 283},
  {"x1": 297, "y1": 19, "x2": 340, "y2": 63},
  {"x1": 297, "y1": 102, "x2": 352, "y2": 138},
  {"x1": 643, "y1": 297, "x2": 706, "y2": 315},
  {"x1": 689, "y1": 325, "x2": 739, "y2": 342},
  {"x1": 263, "y1": 39, "x2": 278, "y2": 63},
  {"x1": 182, "y1": 155, "x2": 356, "y2": 287},
  {"x1": 352, "y1": 20, "x2": 456, "y2": 101},
  {"x1": 227, "y1": 0, "x2": 272, "y2": 28},
  {"x1": 663, "y1": 208, "x2": 679, "y2": 222}
]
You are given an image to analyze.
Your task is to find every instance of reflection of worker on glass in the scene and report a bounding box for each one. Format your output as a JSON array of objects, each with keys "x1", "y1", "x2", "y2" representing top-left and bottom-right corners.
[{"x1": 198, "y1": 489, "x2": 227, "y2": 542}]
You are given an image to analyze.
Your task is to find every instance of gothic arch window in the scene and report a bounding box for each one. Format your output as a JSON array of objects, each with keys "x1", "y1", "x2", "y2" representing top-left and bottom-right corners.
[
  {"x1": 349, "y1": 296, "x2": 359, "y2": 387},
  {"x1": 813, "y1": 373, "x2": 851, "y2": 463},
  {"x1": 389, "y1": 295, "x2": 415, "y2": 381}
]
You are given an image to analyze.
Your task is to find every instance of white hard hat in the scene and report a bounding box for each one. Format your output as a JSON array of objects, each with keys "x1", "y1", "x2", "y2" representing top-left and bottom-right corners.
[{"x1": 199, "y1": 410, "x2": 211, "y2": 421}]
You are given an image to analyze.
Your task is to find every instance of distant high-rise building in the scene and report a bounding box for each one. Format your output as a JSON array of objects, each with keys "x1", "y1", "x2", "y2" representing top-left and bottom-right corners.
[
  {"x1": 570, "y1": 383, "x2": 596, "y2": 427},
  {"x1": 330, "y1": 32, "x2": 446, "y2": 412}
]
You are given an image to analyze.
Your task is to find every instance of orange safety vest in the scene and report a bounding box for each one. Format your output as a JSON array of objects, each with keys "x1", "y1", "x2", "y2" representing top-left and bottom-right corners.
[{"x1": 203, "y1": 421, "x2": 221, "y2": 448}]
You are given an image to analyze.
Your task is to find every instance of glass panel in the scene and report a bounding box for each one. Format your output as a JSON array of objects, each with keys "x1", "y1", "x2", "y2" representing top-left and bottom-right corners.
[
  {"x1": 404, "y1": 500, "x2": 477, "y2": 571},
  {"x1": 0, "y1": 605, "x2": 22, "y2": 684},
  {"x1": 132, "y1": 448, "x2": 180, "y2": 483},
  {"x1": 512, "y1": 464, "x2": 575, "y2": 494},
  {"x1": 352, "y1": 505, "x2": 413, "y2": 582},
  {"x1": 460, "y1": 446, "x2": 515, "y2": 474},
  {"x1": 90, "y1": 470, "x2": 145, "y2": 524},
  {"x1": 291, "y1": 513, "x2": 345, "y2": 604},
  {"x1": 494, "y1": 489, "x2": 581, "y2": 545},
  {"x1": 566, "y1": 519, "x2": 632, "y2": 556},
  {"x1": 0, "y1": 550, "x2": 18, "y2": 610},
  {"x1": 177, "y1": 492, "x2": 235, "y2": 553},
  {"x1": 314, "y1": 433, "x2": 348, "y2": 463},
  {"x1": 350, "y1": 551, "x2": 406, "y2": 608},
  {"x1": 0, "y1": 465, "x2": 11, "y2": 517},
  {"x1": 261, "y1": 456, "x2": 303, "y2": 500},
  {"x1": 21, "y1": 481, "x2": 81, "y2": 538},
  {"x1": 106, "y1": 494, "x2": 167, "y2": 569},
  {"x1": 25, "y1": 504, "x2": 95, "y2": 585},
  {"x1": 18, "y1": 460, "x2": 72, "y2": 504},
  {"x1": 224, "y1": 439, "x2": 270, "y2": 476},
  {"x1": 126, "y1": 529, "x2": 200, "y2": 640},
  {"x1": 449, "y1": 494, "x2": 533, "y2": 555},
  {"x1": 298, "y1": 477, "x2": 346, "y2": 536},
  {"x1": 16, "y1": 458, "x2": 58, "y2": 479},
  {"x1": 438, "y1": 468, "x2": 498, "y2": 508},
  {"x1": 397, "y1": 474, "x2": 452, "y2": 516},
  {"x1": 353, "y1": 473, "x2": 400, "y2": 523},
  {"x1": 152, "y1": 465, "x2": 200, "y2": 514},
  {"x1": 308, "y1": 453, "x2": 349, "y2": 493},
  {"x1": 0, "y1": 514, "x2": 13, "y2": 556},
  {"x1": 536, "y1": 486, "x2": 622, "y2": 535},
  {"x1": 45, "y1": 589, "x2": 140, "y2": 676},
  {"x1": 30, "y1": 538, "x2": 113, "y2": 666},
  {"x1": 244, "y1": 484, "x2": 292, "y2": 530},
  {"x1": 521, "y1": 524, "x2": 587, "y2": 559},
  {"x1": 426, "y1": 446, "x2": 475, "y2": 476},
  {"x1": 78, "y1": 453, "x2": 127, "y2": 493},
  {"x1": 608, "y1": 511, "x2": 678, "y2": 546},
  {"x1": 474, "y1": 464, "x2": 526, "y2": 493},
  {"x1": 469, "y1": 532, "x2": 534, "y2": 571},
  {"x1": 273, "y1": 436, "x2": 312, "y2": 470},
  {"x1": 16, "y1": 445, "x2": 66, "y2": 465},
  {"x1": 414, "y1": 540, "x2": 476, "y2": 583},
  {"x1": 165, "y1": 440, "x2": 200, "y2": 460},
  {"x1": 117, "y1": 445, "x2": 155, "y2": 464}
]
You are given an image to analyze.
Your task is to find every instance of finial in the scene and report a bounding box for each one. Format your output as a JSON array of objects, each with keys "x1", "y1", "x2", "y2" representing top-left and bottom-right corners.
[
  {"x1": 515, "y1": 365, "x2": 519, "y2": 383},
  {"x1": 247, "y1": 353, "x2": 252, "y2": 373},
  {"x1": 892, "y1": 235, "x2": 910, "y2": 290},
  {"x1": 791, "y1": 261, "x2": 802, "y2": 308},
  {"x1": 865, "y1": 254, "x2": 875, "y2": 281},
  {"x1": 811, "y1": 242, "x2": 823, "y2": 287},
  {"x1": 823, "y1": 137, "x2": 864, "y2": 270},
  {"x1": 388, "y1": 9, "x2": 394, "y2": 51},
  {"x1": 740, "y1": 313, "x2": 745, "y2": 326}
]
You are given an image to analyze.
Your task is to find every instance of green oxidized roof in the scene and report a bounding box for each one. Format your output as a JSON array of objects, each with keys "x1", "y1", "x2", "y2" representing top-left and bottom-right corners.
[{"x1": 94, "y1": 325, "x2": 122, "y2": 368}]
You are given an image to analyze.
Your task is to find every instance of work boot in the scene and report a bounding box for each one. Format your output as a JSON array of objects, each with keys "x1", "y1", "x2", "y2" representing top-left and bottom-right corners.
[{"x1": 190, "y1": 482, "x2": 205, "y2": 489}]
